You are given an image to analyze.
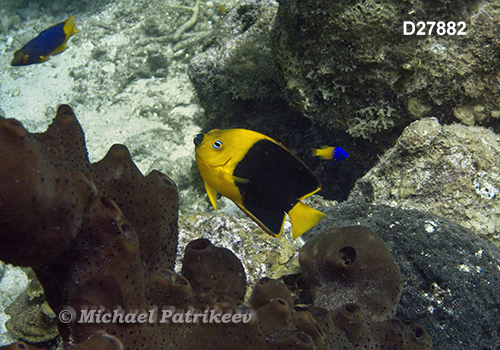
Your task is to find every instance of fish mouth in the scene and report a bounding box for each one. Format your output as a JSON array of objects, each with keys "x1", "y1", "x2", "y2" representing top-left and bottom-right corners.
[
  {"x1": 197, "y1": 154, "x2": 232, "y2": 169},
  {"x1": 210, "y1": 157, "x2": 232, "y2": 168},
  {"x1": 193, "y1": 133, "x2": 204, "y2": 146}
]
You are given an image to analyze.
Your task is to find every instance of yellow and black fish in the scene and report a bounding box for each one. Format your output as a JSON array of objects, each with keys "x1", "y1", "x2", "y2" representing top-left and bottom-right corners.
[
  {"x1": 194, "y1": 128, "x2": 326, "y2": 239},
  {"x1": 11, "y1": 15, "x2": 78, "y2": 66}
]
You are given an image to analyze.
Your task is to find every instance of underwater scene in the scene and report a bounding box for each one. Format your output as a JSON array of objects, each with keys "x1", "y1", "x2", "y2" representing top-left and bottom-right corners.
[{"x1": 0, "y1": 0, "x2": 499, "y2": 349}]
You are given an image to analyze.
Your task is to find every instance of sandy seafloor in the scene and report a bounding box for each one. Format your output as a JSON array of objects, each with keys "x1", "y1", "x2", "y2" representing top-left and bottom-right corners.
[{"x1": 0, "y1": 0, "x2": 243, "y2": 215}]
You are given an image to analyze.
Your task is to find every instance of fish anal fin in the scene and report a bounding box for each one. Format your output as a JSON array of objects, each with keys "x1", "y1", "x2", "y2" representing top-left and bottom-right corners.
[
  {"x1": 298, "y1": 186, "x2": 321, "y2": 201},
  {"x1": 204, "y1": 180, "x2": 218, "y2": 210},
  {"x1": 52, "y1": 44, "x2": 69, "y2": 55},
  {"x1": 236, "y1": 203, "x2": 285, "y2": 238},
  {"x1": 288, "y1": 202, "x2": 326, "y2": 239}
]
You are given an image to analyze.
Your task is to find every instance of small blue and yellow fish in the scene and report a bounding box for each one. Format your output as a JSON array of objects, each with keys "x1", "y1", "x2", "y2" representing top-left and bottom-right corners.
[
  {"x1": 11, "y1": 15, "x2": 78, "y2": 66},
  {"x1": 194, "y1": 129, "x2": 326, "y2": 239},
  {"x1": 312, "y1": 146, "x2": 349, "y2": 164}
]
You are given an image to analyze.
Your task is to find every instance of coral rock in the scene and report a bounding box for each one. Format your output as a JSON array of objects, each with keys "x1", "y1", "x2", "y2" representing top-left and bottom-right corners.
[
  {"x1": 271, "y1": 0, "x2": 500, "y2": 138},
  {"x1": 349, "y1": 118, "x2": 500, "y2": 245}
]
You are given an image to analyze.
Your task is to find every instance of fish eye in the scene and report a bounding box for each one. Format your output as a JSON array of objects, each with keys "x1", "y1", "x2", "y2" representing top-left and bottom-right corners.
[{"x1": 213, "y1": 140, "x2": 223, "y2": 149}]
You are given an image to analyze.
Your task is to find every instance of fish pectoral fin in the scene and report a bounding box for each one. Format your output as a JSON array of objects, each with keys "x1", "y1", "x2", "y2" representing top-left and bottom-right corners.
[
  {"x1": 231, "y1": 175, "x2": 249, "y2": 183},
  {"x1": 288, "y1": 202, "x2": 326, "y2": 239},
  {"x1": 38, "y1": 55, "x2": 50, "y2": 62},
  {"x1": 204, "y1": 180, "x2": 218, "y2": 210}
]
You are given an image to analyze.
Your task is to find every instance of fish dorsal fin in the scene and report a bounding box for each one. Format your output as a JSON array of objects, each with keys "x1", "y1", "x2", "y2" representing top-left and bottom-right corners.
[{"x1": 203, "y1": 180, "x2": 218, "y2": 210}]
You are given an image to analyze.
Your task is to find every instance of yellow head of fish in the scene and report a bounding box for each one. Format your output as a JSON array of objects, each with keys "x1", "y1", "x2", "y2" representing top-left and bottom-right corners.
[{"x1": 194, "y1": 129, "x2": 259, "y2": 210}]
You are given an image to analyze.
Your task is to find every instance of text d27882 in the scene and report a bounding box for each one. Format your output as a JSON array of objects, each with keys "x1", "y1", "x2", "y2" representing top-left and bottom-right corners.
[{"x1": 403, "y1": 21, "x2": 466, "y2": 35}]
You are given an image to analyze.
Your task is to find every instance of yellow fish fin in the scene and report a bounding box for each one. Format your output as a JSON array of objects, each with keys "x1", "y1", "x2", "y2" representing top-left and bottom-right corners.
[
  {"x1": 38, "y1": 55, "x2": 50, "y2": 62},
  {"x1": 204, "y1": 180, "x2": 218, "y2": 210},
  {"x1": 298, "y1": 186, "x2": 321, "y2": 201},
  {"x1": 288, "y1": 202, "x2": 326, "y2": 239},
  {"x1": 231, "y1": 175, "x2": 249, "y2": 183},
  {"x1": 312, "y1": 146, "x2": 334, "y2": 160},
  {"x1": 51, "y1": 43, "x2": 69, "y2": 55},
  {"x1": 64, "y1": 15, "x2": 79, "y2": 37}
]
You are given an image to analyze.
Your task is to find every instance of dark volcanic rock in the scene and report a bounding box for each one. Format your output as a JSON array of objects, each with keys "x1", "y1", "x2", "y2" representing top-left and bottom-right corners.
[{"x1": 302, "y1": 201, "x2": 500, "y2": 350}]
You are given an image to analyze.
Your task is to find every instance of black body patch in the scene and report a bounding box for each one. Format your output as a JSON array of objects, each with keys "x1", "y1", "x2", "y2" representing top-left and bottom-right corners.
[{"x1": 233, "y1": 139, "x2": 319, "y2": 234}]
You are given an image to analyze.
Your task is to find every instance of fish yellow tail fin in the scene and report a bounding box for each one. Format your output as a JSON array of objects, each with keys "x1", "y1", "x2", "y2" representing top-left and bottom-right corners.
[
  {"x1": 312, "y1": 146, "x2": 334, "y2": 160},
  {"x1": 64, "y1": 15, "x2": 79, "y2": 37},
  {"x1": 288, "y1": 202, "x2": 326, "y2": 239}
]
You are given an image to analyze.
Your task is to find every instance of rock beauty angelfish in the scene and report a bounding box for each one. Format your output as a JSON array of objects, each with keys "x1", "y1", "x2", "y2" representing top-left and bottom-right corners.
[
  {"x1": 194, "y1": 129, "x2": 327, "y2": 239},
  {"x1": 11, "y1": 15, "x2": 78, "y2": 66}
]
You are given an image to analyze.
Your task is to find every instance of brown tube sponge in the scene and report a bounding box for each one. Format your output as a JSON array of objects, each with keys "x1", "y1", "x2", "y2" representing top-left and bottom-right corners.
[
  {"x1": 332, "y1": 303, "x2": 371, "y2": 345},
  {"x1": 248, "y1": 277, "x2": 295, "y2": 310},
  {"x1": 267, "y1": 332, "x2": 316, "y2": 350},
  {"x1": 299, "y1": 226, "x2": 402, "y2": 321},
  {"x1": 0, "y1": 106, "x2": 96, "y2": 266},
  {"x1": 368, "y1": 319, "x2": 433, "y2": 349},
  {"x1": 308, "y1": 307, "x2": 354, "y2": 350},
  {"x1": 91, "y1": 144, "x2": 179, "y2": 274},
  {"x1": 256, "y1": 298, "x2": 292, "y2": 336},
  {"x1": 0, "y1": 332, "x2": 123, "y2": 350},
  {"x1": 181, "y1": 238, "x2": 246, "y2": 300},
  {"x1": 144, "y1": 268, "x2": 193, "y2": 307},
  {"x1": 289, "y1": 311, "x2": 326, "y2": 349}
]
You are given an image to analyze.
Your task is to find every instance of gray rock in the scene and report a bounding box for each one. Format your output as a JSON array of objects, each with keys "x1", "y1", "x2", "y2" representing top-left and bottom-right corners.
[
  {"x1": 271, "y1": 0, "x2": 500, "y2": 139},
  {"x1": 189, "y1": 0, "x2": 281, "y2": 127},
  {"x1": 302, "y1": 201, "x2": 500, "y2": 350},
  {"x1": 349, "y1": 118, "x2": 500, "y2": 245}
]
